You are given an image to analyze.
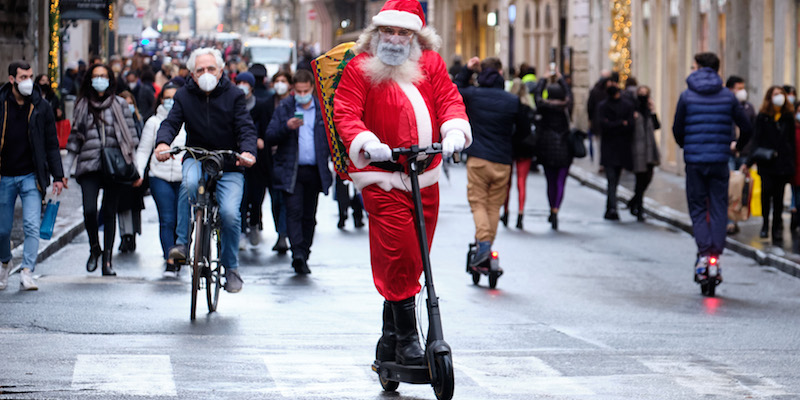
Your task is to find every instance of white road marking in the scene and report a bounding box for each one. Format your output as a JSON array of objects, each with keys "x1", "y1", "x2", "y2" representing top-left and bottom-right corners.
[
  {"x1": 71, "y1": 354, "x2": 177, "y2": 396},
  {"x1": 264, "y1": 352, "x2": 373, "y2": 397},
  {"x1": 456, "y1": 354, "x2": 595, "y2": 396},
  {"x1": 639, "y1": 356, "x2": 791, "y2": 397}
]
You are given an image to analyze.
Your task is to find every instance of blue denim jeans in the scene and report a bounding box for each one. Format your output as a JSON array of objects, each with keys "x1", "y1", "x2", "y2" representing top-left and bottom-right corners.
[
  {"x1": 176, "y1": 158, "x2": 244, "y2": 270},
  {"x1": 149, "y1": 177, "x2": 182, "y2": 259},
  {"x1": 0, "y1": 174, "x2": 42, "y2": 271}
]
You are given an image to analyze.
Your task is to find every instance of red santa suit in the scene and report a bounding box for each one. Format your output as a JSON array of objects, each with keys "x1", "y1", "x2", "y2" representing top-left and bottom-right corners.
[{"x1": 334, "y1": 27, "x2": 471, "y2": 302}]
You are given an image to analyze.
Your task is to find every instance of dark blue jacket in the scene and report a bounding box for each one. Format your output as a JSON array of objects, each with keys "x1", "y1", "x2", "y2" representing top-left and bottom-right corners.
[
  {"x1": 672, "y1": 68, "x2": 752, "y2": 164},
  {"x1": 156, "y1": 74, "x2": 257, "y2": 172},
  {"x1": 266, "y1": 96, "x2": 331, "y2": 195},
  {"x1": 454, "y1": 66, "x2": 529, "y2": 165}
]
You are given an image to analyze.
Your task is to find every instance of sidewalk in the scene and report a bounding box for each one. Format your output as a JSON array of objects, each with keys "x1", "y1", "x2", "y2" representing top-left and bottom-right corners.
[
  {"x1": 9, "y1": 150, "x2": 85, "y2": 268},
  {"x1": 568, "y1": 155, "x2": 800, "y2": 279}
]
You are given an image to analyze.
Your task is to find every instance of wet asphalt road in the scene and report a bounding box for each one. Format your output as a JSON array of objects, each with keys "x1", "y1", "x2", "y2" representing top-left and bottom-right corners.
[{"x1": 1, "y1": 164, "x2": 800, "y2": 400}]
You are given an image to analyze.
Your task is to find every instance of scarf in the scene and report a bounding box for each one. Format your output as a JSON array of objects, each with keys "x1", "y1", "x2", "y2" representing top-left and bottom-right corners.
[{"x1": 74, "y1": 95, "x2": 135, "y2": 163}]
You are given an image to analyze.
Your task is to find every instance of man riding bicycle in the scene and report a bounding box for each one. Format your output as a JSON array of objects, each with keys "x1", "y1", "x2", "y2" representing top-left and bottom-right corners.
[{"x1": 155, "y1": 48, "x2": 257, "y2": 293}]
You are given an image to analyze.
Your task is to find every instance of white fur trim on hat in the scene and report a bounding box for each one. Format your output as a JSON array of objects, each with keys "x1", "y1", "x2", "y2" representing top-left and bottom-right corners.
[{"x1": 372, "y1": 10, "x2": 423, "y2": 32}]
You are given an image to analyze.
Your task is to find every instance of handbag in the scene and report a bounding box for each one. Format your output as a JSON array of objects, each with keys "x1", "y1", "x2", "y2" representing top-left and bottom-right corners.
[
  {"x1": 99, "y1": 124, "x2": 139, "y2": 184},
  {"x1": 39, "y1": 199, "x2": 59, "y2": 240},
  {"x1": 750, "y1": 147, "x2": 778, "y2": 163},
  {"x1": 569, "y1": 128, "x2": 588, "y2": 158}
]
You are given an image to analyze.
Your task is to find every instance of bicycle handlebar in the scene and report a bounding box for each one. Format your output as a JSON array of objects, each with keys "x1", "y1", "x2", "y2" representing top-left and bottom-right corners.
[{"x1": 158, "y1": 146, "x2": 255, "y2": 164}]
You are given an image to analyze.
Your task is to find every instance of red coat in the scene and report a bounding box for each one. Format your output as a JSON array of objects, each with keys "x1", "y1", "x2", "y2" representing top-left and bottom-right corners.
[{"x1": 333, "y1": 49, "x2": 471, "y2": 191}]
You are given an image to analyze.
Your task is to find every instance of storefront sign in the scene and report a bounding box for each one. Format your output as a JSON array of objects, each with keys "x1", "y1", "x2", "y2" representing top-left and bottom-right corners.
[{"x1": 61, "y1": 0, "x2": 110, "y2": 20}]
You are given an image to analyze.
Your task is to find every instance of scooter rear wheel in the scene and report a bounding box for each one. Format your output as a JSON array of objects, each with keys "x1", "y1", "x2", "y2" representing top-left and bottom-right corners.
[
  {"x1": 379, "y1": 375, "x2": 399, "y2": 392},
  {"x1": 700, "y1": 280, "x2": 716, "y2": 297},
  {"x1": 431, "y1": 353, "x2": 454, "y2": 400},
  {"x1": 488, "y1": 271, "x2": 499, "y2": 289}
]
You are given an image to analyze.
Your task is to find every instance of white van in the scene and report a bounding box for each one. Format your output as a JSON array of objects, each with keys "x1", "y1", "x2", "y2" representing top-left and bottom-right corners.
[{"x1": 243, "y1": 38, "x2": 297, "y2": 78}]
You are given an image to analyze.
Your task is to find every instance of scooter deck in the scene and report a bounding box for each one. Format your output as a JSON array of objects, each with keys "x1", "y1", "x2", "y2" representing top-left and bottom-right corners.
[{"x1": 372, "y1": 360, "x2": 430, "y2": 384}]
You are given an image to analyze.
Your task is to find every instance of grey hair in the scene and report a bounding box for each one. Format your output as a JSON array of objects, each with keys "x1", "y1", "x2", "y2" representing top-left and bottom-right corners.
[{"x1": 187, "y1": 48, "x2": 224, "y2": 72}]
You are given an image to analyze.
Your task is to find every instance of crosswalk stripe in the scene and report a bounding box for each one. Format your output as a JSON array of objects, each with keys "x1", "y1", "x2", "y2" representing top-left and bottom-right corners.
[
  {"x1": 638, "y1": 356, "x2": 791, "y2": 397},
  {"x1": 456, "y1": 354, "x2": 595, "y2": 396},
  {"x1": 71, "y1": 354, "x2": 177, "y2": 396},
  {"x1": 263, "y1": 353, "x2": 374, "y2": 397}
]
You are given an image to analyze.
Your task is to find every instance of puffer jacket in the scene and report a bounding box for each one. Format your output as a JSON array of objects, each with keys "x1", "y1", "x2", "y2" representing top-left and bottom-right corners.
[
  {"x1": 750, "y1": 112, "x2": 796, "y2": 176},
  {"x1": 63, "y1": 96, "x2": 138, "y2": 178},
  {"x1": 672, "y1": 67, "x2": 753, "y2": 163},
  {"x1": 136, "y1": 104, "x2": 185, "y2": 182}
]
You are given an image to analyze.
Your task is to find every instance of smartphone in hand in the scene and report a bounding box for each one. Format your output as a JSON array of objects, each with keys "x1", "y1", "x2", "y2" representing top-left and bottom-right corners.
[{"x1": 294, "y1": 111, "x2": 304, "y2": 121}]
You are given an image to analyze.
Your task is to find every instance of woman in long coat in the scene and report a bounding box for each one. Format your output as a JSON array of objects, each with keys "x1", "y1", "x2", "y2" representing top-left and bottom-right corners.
[{"x1": 629, "y1": 85, "x2": 661, "y2": 222}]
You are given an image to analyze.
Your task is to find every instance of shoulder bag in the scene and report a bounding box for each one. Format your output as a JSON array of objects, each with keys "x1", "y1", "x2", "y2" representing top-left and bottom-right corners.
[{"x1": 100, "y1": 123, "x2": 139, "y2": 184}]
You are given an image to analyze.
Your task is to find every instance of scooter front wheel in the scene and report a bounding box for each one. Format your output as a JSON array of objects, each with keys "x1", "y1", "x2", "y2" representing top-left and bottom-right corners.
[
  {"x1": 379, "y1": 374, "x2": 399, "y2": 392},
  {"x1": 700, "y1": 280, "x2": 716, "y2": 297},
  {"x1": 431, "y1": 353, "x2": 454, "y2": 400}
]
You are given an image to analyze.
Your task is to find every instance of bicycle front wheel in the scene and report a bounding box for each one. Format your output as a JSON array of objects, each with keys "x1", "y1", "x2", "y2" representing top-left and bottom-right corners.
[
  {"x1": 190, "y1": 208, "x2": 205, "y2": 321},
  {"x1": 206, "y1": 228, "x2": 222, "y2": 312}
]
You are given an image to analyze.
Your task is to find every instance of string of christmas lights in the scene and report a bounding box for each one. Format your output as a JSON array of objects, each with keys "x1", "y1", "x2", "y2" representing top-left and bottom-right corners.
[
  {"x1": 608, "y1": 0, "x2": 632, "y2": 83},
  {"x1": 48, "y1": 0, "x2": 60, "y2": 91}
]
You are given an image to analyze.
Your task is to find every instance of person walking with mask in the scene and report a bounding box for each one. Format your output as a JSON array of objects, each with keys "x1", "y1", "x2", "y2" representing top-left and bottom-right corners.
[
  {"x1": 63, "y1": 63, "x2": 139, "y2": 276},
  {"x1": 133, "y1": 82, "x2": 186, "y2": 277},
  {"x1": 747, "y1": 86, "x2": 796, "y2": 246},
  {"x1": 268, "y1": 71, "x2": 293, "y2": 254},
  {"x1": 629, "y1": 86, "x2": 661, "y2": 222},
  {"x1": 724, "y1": 76, "x2": 757, "y2": 234},
  {"x1": 0, "y1": 60, "x2": 66, "y2": 291},
  {"x1": 266, "y1": 69, "x2": 331, "y2": 274},
  {"x1": 596, "y1": 83, "x2": 635, "y2": 220}
]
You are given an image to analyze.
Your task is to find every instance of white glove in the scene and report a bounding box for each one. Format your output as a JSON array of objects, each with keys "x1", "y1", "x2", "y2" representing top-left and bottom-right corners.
[
  {"x1": 442, "y1": 131, "x2": 466, "y2": 159},
  {"x1": 363, "y1": 141, "x2": 392, "y2": 163}
]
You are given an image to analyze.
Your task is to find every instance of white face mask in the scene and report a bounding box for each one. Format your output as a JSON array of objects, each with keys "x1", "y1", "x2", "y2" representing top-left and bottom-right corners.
[
  {"x1": 16, "y1": 78, "x2": 33, "y2": 96},
  {"x1": 772, "y1": 94, "x2": 786, "y2": 107},
  {"x1": 274, "y1": 81, "x2": 289, "y2": 96},
  {"x1": 163, "y1": 98, "x2": 174, "y2": 112},
  {"x1": 128, "y1": 82, "x2": 137, "y2": 90},
  {"x1": 237, "y1": 84, "x2": 250, "y2": 96},
  {"x1": 735, "y1": 89, "x2": 747, "y2": 103},
  {"x1": 788, "y1": 95, "x2": 796, "y2": 105},
  {"x1": 197, "y1": 73, "x2": 218, "y2": 92}
]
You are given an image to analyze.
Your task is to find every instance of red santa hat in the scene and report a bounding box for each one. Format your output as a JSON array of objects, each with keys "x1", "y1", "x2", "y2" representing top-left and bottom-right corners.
[{"x1": 372, "y1": 0, "x2": 426, "y2": 32}]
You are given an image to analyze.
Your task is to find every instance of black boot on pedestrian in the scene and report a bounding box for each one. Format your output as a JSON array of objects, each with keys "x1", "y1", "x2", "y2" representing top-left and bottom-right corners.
[
  {"x1": 760, "y1": 219, "x2": 769, "y2": 239},
  {"x1": 391, "y1": 297, "x2": 425, "y2": 365},
  {"x1": 353, "y1": 212, "x2": 365, "y2": 228},
  {"x1": 272, "y1": 234, "x2": 289, "y2": 254},
  {"x1": 516, "y1": 214, "x2": 524, "y2": 229},
  {"x1": 86, "y1": 245, "x2": 101, "y2": 272},
  {"x1": 773, "y1": 222, "x2": 784, "y2": 246},
  {"x1": 500, "y1": 211, "x2": 509, "y2": 227},
  {"x1": 337, "y1": 216, "x2": 346, "y2": 230},
  {"x1": 550, "y1": 212, "x2": 558, "y2": 231},
  {"x1": 604, "y1": 209, "x2": 620, "y2": 221},
  {"x1": 101, "y1": 250, "x2": 116, "y2": 276},
  {"x1": 376, "y1": 301, "x2": 396, "y2": 362}
]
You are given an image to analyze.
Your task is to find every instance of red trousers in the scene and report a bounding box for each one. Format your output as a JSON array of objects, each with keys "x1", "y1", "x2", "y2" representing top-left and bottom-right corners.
[{"x1": 361, "y1": 184, "x2": 439, "y2": 301}]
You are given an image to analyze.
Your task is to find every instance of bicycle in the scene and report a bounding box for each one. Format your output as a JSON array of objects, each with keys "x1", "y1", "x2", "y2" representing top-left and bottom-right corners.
[{"x1": 162, "y1": 146, "x2": 250, "y2": 320}]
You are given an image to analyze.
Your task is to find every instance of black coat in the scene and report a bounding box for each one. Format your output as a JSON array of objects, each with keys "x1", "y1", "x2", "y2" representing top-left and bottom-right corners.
[
  {"x1": 534, "y1": 79, "x2": 573, "y2": 168},
  {"x1": 134, "y1": 83, "x2": 156, "y2": 122},
  {"x1": 598, "y1": 96, "x2": 635, "y2": 169},
  {"x1": 250, "y1": 95, "x2": 274, "y2": 182},
  {"x1": 587, "y1": 79, "x2": 609, "y2": 134},
  {"x1": 0, "y1": 83, "x2": 64, "y2": 195},
  {"x1": 454, "y1": 66, "x2": 529, "y2": 165},
  {"x1": 751, "y1": 112, "x2": 796, "y2": 176},
  {"x1": 156, "y1": 74, "x2": 258, "y2": 172},
  {"x1": 266, "y1": 96, "x2": 332, "y2": 195}
]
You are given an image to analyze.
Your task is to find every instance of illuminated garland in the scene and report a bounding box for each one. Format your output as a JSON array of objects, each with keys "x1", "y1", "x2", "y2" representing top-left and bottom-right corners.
[
  {"x1": 108, "y1": 3, "x2": 114, "y2": 30},
  {"x1": 608, "y1": 0, "x2": 632, "y2": 83},
  {"x1": 48, "y1": 0, "x2": 59, "y2": 90}
]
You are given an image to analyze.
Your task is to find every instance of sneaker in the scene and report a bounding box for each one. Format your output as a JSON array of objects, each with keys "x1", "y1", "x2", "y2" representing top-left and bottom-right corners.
[
  {"x1": 162, "y1": 262, "x2": 179, "y2": 279},
  {"x1": 20, "y1": 268, "x2": 38, "y2": 291},
  {"x1": 168, "y1": 245, "x2": 187, "y2": 261},
  {"x1": 0, "y1": 261, "x2": 12, "y2": 290},
  {"x1": 224, "y1": 269, "x2": 243, "y2": 293},
  {"x1": 248, "y1": 227, "x2": 261, "y2": 246}
]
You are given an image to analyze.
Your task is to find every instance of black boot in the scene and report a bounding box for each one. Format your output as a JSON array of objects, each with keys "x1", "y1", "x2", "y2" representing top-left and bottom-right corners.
[
  {"x1": 272, "y1": 234, "x2": 289, "y2": 254},
  {"x1": 500, "y1": 211, "x2": 509, "y2": 227},
  {"x1": 760, "y1": 218, "x2": 769, "y2": 239},
  {"x1": 516, "y1": 214, "x2": 524, "y2": 229},
  {"x1": 102, "y1": 249, "x2": 117, "y2": 276},
  {"x1": 86, "y1": 245, "x2": 101, "y2": 272},
  {"x1": 376, "y1": 301, "x2": 396, "y2": 362},
  {"x1": 550, "y1": 212, "x2": 558, "y2": 230},
  {"x1": 391, "y1": 297, "x2": 425, "y2": 365}
]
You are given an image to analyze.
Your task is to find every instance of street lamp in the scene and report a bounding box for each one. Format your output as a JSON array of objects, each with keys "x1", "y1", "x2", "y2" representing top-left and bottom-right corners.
[{"x1": 487, "y1": 12, "x2": 497, "y2": 27}]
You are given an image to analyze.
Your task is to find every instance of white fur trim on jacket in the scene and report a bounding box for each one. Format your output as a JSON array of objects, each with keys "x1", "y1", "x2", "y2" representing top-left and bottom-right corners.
[
  {"x1": 349, "y1": 130, "x2": 381, "y2": 169},
  {"x1": 350, "y1": 163, "x2": 441, "y2": 192},
  {"x1": 372, "y1": 10, "x2": 423, "y2": 32},
  {"x1": 396, "y1": 82, "x2": 432, "y2": 148},
  {"x1": 440, "y1": 118, "x2": 472, "y2": 147}
]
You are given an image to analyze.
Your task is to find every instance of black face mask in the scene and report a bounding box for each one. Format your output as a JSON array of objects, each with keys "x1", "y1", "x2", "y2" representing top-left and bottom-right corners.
[{"x1": 638, "y1": 95, "x2": 649, "y2": 109}]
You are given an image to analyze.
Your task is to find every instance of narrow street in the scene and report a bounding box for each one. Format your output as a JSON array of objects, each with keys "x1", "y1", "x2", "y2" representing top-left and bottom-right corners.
[{"x1": 1, "y1": 164, "x2": 799, "y2": 399}]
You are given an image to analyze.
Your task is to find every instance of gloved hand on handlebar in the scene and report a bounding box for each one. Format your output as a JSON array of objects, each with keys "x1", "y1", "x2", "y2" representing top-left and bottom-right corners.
[
  {"x1": 441, "y1": 131, "x2": 466, "y2": 159},
  {"x1": 363, "y1": 141, "x2": 392, "y2": 163}
]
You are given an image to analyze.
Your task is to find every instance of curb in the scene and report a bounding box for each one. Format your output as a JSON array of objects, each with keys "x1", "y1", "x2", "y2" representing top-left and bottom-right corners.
[
  {"x1": 10, "y1": 217, "x2": 85, "y2": 269},
  {"x1": 568, "y1": 165, "x2": 800, "y2": 279}
]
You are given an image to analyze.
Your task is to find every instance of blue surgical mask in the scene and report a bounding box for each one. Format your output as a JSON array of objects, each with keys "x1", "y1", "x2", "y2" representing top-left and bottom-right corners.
[
  {"x1": 92, "y1": 77, "x2": 110, "y2": 93},
  {"x1": 128, "y1": 104, "x2": 136, "y2": 114},
  {"x1": 295, "y1": 93, "x2": 313, "y2": 105},
  {"x1": 163, "y1": 98, "x2": 174, "y2": 112}
]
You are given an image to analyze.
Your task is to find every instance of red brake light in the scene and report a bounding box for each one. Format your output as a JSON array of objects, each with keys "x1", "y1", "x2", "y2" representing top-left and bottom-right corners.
[
  {"x1": 709, "y1": 257, "x2": 717, "y2": 265},
  {"x1": 491, "y1": 251, "x2": 499, "y2": 259}
]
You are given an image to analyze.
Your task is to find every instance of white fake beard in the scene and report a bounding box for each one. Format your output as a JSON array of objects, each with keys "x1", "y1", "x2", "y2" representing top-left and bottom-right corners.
[{"x1": 363, "y1": 35, "x2": 423, "y2": 85}]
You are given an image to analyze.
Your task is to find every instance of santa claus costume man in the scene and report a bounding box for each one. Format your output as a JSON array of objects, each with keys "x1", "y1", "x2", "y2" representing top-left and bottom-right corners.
[{"x1": 333, "y1": 0, "x2": 472, "y2": 366}]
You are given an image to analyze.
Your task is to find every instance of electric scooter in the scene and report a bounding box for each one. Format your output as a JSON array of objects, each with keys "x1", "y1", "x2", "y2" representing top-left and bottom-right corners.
[
  {"x1": 368, "y1": 144, "x2": 455, "y2": 400},
  {"x1": 696, "y1": 255, "x2": 721, "y2": 297},
  {"x1": 466, "y1": 245, "x2": 503, "y2": 288}
]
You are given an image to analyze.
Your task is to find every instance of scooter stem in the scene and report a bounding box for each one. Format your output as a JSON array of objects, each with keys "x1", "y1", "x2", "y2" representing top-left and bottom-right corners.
[{"x1": 406, "y1": 151, "x2": 445, "y2": 344}]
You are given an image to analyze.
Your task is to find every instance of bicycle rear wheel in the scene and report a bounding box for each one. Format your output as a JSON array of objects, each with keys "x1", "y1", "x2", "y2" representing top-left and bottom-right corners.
[
  {"x1": 206, "y1": 228, "x2": 222, "y2": 312},
  {"x1": 190, "y1": 208, "x2": 205, "y2": 321}
]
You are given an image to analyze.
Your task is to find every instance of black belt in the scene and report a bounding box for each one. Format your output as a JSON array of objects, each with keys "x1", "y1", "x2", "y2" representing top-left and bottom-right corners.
[{"x1": 372, "y1": 157, "x2": 434, "y2": 174}]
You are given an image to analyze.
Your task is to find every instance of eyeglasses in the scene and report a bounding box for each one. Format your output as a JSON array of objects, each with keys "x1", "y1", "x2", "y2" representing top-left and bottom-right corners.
[
  {"x1": 378, "y1": 27, "x2": 413, "y2": 37},
  {"x1": 194, "y1": 66, "x2": 218, "y2": 75}
]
